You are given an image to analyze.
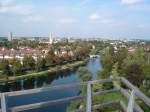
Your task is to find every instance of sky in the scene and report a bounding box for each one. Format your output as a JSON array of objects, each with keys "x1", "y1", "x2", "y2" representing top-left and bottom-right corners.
[{"x1": 0, "y1": 0, "x2": 150, "y2": 39}]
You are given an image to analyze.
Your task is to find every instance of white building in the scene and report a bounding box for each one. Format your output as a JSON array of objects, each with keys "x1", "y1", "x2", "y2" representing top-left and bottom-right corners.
[
  {"x1": 49, "y1": 33, "x2": 53, "y2": 44},
  {"x1": 8, "y1": 32, "x2": 13, "y2": 41}
]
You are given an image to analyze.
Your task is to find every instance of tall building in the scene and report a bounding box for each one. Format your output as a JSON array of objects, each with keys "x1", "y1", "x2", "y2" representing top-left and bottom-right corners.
[
  {"x1": 8, "y1": 32, "x2": 13, "y2": 41},
  {"x1": 49, "y1": 33, "x2": 53, "y2": 44}
]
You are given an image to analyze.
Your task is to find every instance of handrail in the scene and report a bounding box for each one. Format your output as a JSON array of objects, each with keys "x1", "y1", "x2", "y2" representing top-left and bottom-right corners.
[
  {"x1": 127, "y1": 90, "x2": 135, "y2": 112},
  {"x1": 86, "y1": 82, "x2": 92, "y2": 112},
  {"x1": 4, "y1": 77, "x2": 119, "y2": 97},
  {"x1": 121, "y1": 77, "x2": 150, "y2": 107},
  {"x1": 2, "y1": 89, "x2": 119, "y2": 112},
  {"x1": 0, "y1": 77, "x2": 149, "y2": 112},
  {"x1": 0, "y1": 93, "x2": 7, "y2": 112}
]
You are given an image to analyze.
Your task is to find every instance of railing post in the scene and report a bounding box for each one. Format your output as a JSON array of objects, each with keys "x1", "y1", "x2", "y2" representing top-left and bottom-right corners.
[
  {"x1": 127, "y1": 90, "x2": 135, "y2": 112},
  {"x1": 1, "y1": 93, "x2": 7, "y2": 112},
  {"x1": 86, "y1": 82, "x2": 92, "y2": 112},
  {"x1": 121, "y1": 77, "x2": 150, "y2": 107}
]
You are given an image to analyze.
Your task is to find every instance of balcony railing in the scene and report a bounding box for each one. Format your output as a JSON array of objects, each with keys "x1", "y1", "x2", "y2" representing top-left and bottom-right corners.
[{"x1": 0, "y1": 77, "x2": 150, "y2": 112}]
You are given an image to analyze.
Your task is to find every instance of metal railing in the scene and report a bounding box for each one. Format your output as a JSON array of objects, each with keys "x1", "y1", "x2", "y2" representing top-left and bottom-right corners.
[
  {"x1": 127, "y1": 90, "x2": 135, "y2": 112},
  {"x1": 0, "y1": 77, "x2": 149, "y2": 112}
]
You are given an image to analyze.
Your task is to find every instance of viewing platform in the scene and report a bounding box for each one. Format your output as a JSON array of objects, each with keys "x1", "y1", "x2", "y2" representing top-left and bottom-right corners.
[{"x1": 0, "y1": 77, "x2": 150, "y2": 112}]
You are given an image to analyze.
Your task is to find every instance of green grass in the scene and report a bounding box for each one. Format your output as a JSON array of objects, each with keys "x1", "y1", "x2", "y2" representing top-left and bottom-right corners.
[
  {"x1": 93, "y1": 91, "x2": 127, "y2": 104},
  {"x1": 67, "y1": 91, "x2": 128, "y2": 112},
  {"x1": 92, "y1": 91, "x2": 127, "y2": 112}
]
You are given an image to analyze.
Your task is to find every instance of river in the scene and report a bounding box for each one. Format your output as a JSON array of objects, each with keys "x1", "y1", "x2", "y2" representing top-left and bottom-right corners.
[{"x1": 0, "y1": 58, "x2": 102, "y2": 112}]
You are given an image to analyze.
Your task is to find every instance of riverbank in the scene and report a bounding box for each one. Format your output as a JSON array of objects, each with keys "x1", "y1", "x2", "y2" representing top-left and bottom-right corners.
[{"x1": 0, "y1": 60, "x2": 87, "y2": 83}]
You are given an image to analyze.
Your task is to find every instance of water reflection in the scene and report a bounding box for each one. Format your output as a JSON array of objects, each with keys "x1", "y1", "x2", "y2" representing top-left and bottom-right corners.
[
  {"x1": 0, "y1": 69, "x2": 78, "y2": 92},
  {"x1": 0, "y1": 58, "x2": 102, "y2": 112}
]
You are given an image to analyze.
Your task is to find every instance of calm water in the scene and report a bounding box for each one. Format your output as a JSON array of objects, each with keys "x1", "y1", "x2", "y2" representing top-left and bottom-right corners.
[{"x1": 0, "y1": 58, "x2": 102, "y2": 112}]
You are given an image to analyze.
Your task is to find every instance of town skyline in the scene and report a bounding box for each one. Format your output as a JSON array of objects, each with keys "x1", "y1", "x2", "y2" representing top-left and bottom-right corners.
[{"x1": 0, "y1": 0, "x2": 150, "y2": 39}]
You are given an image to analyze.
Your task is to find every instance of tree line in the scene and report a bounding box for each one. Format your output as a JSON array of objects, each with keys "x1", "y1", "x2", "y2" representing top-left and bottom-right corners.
[
  {"x1": 98, "y1": 46, "x2": 150, "y2": 96},
  {"x1": 0, "y1": 41, "x2": 92, "y2": 78}
]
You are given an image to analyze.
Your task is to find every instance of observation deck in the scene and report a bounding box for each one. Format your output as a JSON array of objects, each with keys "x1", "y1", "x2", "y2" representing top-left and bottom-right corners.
[{"x1": 0, "y1": 77, "x2": 150, "y2": 112}]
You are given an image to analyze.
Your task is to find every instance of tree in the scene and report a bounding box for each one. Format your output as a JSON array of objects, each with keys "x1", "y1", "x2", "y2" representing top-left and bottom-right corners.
[
  {"x1": 63, "y1": 54, "x2": 71, "y2": 62},
  {"x1": 45, "y1": 48, "x2": 55, "y2": 66},
  {"x1": 23, "y1": 56, "x2": 35, "y2": 70},
  {"x1": 124, "y1": 63, "x2": 144, "y2": 87},
  {"x1": 115, "y1": 48, "x2": 127, "y2": 66},
  {"x1": 77, "y1": 67, "x2": 92, "y2": 96},
  {"x1": 78, "y1": 67, "x2": 92, "y2": 82},
  {"x1": 97, "y1": 68, "x2": 110, "y2": 79},
  {"x1": 0, "y1": 59, "x2": 11, "y2": 77},
  {"x1": 101, "y1": 46, "x2": 115, "y2": 72},
  {"x1": 53, "y1": 56, "x2": 61, "y2": 64},
  {"x1": 36, "y1": 57, "x2": 46, "y2": 71},
  {"x1": 12, "y1": 59, "x2": 22, "y2": 76},
  {"x1": 45, "y1": 54, "x2": 54, "y2": 66},
  {"x1": 47, "y1": 48, "x2": 55, "y2": 56},
  {"x1": 97, "y1": 68, "x2": 113, "y2": 90},
  {"x1": 75, "y1": 45, "x2": 90, "y2": 60},
  {"x1": 102, "y1": 55, "x2": 114, "y2": 71}
]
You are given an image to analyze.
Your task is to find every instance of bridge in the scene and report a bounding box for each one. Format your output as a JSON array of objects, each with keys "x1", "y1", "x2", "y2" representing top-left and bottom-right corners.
[
  {"x1": 89, "y1": 55, "x2": 100, "y2": 58},
  {"x1": 0, "y1": 77, "x2": 150, "y2": 112}
]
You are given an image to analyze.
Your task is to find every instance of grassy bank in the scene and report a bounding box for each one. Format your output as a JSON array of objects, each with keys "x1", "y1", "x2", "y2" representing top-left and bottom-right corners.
[{"x1": 0, "y1": 60, "x2": 87, "y2": 83}]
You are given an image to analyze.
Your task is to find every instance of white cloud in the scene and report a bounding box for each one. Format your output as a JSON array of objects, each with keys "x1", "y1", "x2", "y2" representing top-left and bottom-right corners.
[
  {"x1": 0, "y1": 0, "x2": 44, "y2": 23},
  {"x1": 100, "y1": 19, "x2": 113, "y2": 24},
  {"x1": 0, "y1": 5, "x2": 33, "y2": 15},
  {"x1": 89, "y1": 13, "x2": 100, "y2": 21},
  {"x1": 59, "y1": 18, "x2": 77, "y2": 24},
  {"x1": 89, "y1": 13, "x2": 113, "y2": 24},
  {"x1": 0, "y1": 0, "x2": 33, "y2": 15},
  {"x1": 137, "y1": 24, "x2": 148, "y2": 29},
  {"x1": 0, "y1": 0, "x2": 15, "y2": 6},
  {"x1": 121, "y1": 0, "x2": 144, "y2": 5},
  {"x1": 23, "y1": 15, "x2": 44, "y2": 23},
  {"x1": 80, "y1": 0, "x2": 90, "y2": 5}
]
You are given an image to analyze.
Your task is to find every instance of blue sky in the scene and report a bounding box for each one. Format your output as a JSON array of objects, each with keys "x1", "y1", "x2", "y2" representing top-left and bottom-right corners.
[{"x1": 0, "y1": 0, "x2": 150, "y2": 39}]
